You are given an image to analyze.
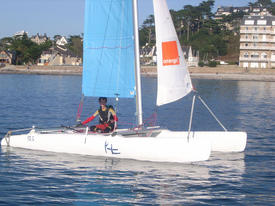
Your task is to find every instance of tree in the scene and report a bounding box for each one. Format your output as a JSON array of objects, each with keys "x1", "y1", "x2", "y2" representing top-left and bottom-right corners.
[
  {"x1": 137, "y1": 0, "x2": 275, "y2": 62},
  {"x1": 249, "y1": 0, "x2": 275, "y2": 15},
  {"x1": 67, "y1": 35, "x2": 83, "y2": 58},
  {"x1": 142, "y1": 15, "x2": 155, "y2": 46},
  {"x1": 0, "y1": 37, "x2": 13, "y2": 50},
  {"x1": 139, "y1": 15, "x2": 155, "y2": 47},
  {"x1": 249, "y1": 0, "x2": 272, "y2": 7},
  {"x1": 4, "y1": 34, "x2": 52, "y2": 65}
]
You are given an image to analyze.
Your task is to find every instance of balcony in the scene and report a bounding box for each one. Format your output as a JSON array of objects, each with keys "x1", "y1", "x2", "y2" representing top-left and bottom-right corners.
[
  {"x1": 240, "y1": 30, "x2": 273, "y2": 34},
  {"x1": 240, "y1": 38, "x2": 275, "y2": 43},
  {"x1": 239, "y1": 57, "x2": 270, "y2": 61},
  {"x1": 240, "y1": 45, "x2": 275, "y2": 50}
]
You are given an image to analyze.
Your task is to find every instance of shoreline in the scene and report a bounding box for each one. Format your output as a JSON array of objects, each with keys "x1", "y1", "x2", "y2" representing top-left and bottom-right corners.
[{"x1": 1, "y1": 65, "x2": 275, "y2": 81}]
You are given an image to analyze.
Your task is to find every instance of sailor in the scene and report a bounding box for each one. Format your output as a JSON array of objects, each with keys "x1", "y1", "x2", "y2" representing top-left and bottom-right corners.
[{"x1": 81, "y1": 97, "x2": 118, "y2": 133}]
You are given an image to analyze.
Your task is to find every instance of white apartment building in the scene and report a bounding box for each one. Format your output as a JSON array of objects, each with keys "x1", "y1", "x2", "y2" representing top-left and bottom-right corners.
[{"x1": 239, "y1": 15, "x2": 275, "y2": 69}]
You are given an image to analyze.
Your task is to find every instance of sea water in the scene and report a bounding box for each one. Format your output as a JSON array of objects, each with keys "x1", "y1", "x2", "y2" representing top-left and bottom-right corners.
[{"x1": 0, "y1": 74, "x2": 274, "y2": 205}]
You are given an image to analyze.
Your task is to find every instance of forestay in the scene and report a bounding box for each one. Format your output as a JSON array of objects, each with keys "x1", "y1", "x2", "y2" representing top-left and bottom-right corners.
[
  {"x1": 82, "y1": 0, "x2": 135, "y2": 98},
  {"x1": 153, "y1": 0, "x2": 193, "y2": 106}
]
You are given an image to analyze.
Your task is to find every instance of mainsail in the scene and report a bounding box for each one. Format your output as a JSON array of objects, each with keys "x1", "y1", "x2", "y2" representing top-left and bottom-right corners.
[
  {"x1": 82, "y1": 0, "x2": 135, "y2": 98},
  {"x1": 153, "y1": 0, "x2": 193, "y2": 106}
]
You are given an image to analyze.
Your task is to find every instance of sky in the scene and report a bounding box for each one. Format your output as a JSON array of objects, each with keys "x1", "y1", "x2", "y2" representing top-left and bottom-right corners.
[{"x1": 0, "y1": 0, "x2": 255, "y2": 39}]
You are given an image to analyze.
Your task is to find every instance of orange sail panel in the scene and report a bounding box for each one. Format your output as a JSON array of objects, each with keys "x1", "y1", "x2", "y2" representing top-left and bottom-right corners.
[{"x1": 162, "y1": 41, "x2": 180, "y2": 66}]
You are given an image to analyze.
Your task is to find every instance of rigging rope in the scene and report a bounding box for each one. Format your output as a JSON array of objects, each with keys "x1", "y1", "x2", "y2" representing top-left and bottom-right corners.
[
  {"x1": 188, "y1": 95, "x2": 196, "y2": 141},
  {"x1": 76, "y1": 95, "x2": 84, "y2": 122},
  {"x1": 198, "y1": 95, "x2": 228, "y2": 132}
]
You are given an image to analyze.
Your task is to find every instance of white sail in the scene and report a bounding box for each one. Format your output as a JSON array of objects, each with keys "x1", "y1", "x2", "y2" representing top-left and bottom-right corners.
[{"x1": 153, "y1": 0, "x2": 192, "y2": 106}]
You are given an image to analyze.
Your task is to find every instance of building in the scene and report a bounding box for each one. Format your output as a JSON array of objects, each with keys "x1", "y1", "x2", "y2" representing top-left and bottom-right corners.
[
  {"x1": 249, "y1": 7, "x2": 271, "y2": 16},
  {"x1": 37, "y1": 46, "x2": 82, "y2": 66},
  {"x1": 30, "y1": 33, "x2": 49, "y2": 45},
  {"x1": 214, "y1": 6, "x2": 250, "y2": 20},
  {"x1": 55, "y1": 36, "x2": 68, "y2": 46},
  {"x1": 13, "y1": 30, "x2": 28, "y2": 37},
  {"x1": 239, "y1": 15, "x2": 275, "y2": 69},
  {"x1": 140, "y1": 43, "x2": 156, "y2": 65},
  {"x1": 186, "y1": 46, "x2": 199, "y2": 67},
  {"x1": 37, "y1": 50, "x2": 52, "y2": 66},
  {"x1": 214, "y1": 6, "x2": 271, "y2": 20},
  {"x1": 0, "y1": 50, "x2": 13, "y2": 65}
]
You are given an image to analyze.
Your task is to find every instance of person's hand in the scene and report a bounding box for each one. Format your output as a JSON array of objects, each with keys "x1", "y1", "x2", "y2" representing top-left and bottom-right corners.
[{"x1": 75, "y1": 122, "x2": 83, "y2": 127}]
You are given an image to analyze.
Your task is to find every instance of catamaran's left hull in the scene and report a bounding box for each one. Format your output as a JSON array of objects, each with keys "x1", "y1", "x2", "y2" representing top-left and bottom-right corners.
[{"x1": 1, "y1": 131, "x2": 211, "y2": 163}]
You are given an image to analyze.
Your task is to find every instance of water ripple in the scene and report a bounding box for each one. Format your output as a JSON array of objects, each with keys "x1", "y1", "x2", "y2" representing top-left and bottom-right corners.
[{"x1": 0, "y1": 75, "x2": 274, "y2": 205}]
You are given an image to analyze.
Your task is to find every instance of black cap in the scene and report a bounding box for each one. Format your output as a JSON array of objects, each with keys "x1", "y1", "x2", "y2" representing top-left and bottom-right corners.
[{"x1": 98, "y1": 97, "x2": 107, "y2": 102}]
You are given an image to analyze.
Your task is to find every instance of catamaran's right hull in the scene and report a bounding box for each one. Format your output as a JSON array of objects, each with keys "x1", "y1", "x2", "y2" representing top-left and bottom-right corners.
[
  {"x1": 158, "y1": 130, "x2": 247, "y2": 152},
  {"x1": 197, "y1": 131, "x2": 247, "y2": 152}
]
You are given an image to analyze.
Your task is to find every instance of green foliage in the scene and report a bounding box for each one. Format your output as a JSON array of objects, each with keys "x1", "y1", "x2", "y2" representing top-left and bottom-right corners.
[
  {"x1": 67, "y1": 35, "x2": 83, "y2": 58},
  {"x1": 198, "y1": 61, "x2": 204, "y2": 67},
  {"x1": 139, "y1": 0, "x2": 275, "y2": 62},
  {"x1": 227, "y1": 61, "x2": 238, "y2": 65},
  {"x1": 249, "y1": 0, "x2": 275, "y2": 15},
  {"x1": 1, "y1": 34, "x2": 52, "y2": 65},
  {"x1": 208, "y1": 61, "x2": 217, "y2": 67},
  {"x1": 141, "y1": 0, "x2": 229, "y2": 61},
  {"x1": 270, "y1": 2, "x2": 275, "y2": 15},
  {"x1": 188, "y1": 27, "x2": 227, "y2": 60},
  {"x1": 139, "y1": 29, "x2": 148, "y2": 47},
  {"x1": 0, "y1": 37, "x2": 13, "y2": 50},
  {"x1": 139, "y1": 15, "x2": 155, "y2": 47}
]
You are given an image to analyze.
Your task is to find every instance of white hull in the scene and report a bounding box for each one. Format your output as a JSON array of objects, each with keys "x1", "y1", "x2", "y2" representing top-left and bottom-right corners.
[
  {"x1": 1, "y1": 128, "x2": 246, "y2": 163},
  {"x1": 1, "y1": 128, "x2": 212, "y2": 163}
]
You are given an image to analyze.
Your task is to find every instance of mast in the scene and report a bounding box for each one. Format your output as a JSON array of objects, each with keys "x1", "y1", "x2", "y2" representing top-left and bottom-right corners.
[{"x1": 132, "y1": 0, "x2": 143, "y2": 126}]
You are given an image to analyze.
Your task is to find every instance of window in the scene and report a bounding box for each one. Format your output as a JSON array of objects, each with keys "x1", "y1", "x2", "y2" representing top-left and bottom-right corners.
[
  {"x1": 254, "y1": 27, "x2": 257, "y2": 31},
  {"x1": 245, "y1": 20, "x2": 254, "y2": 25},
  {"x1": 246, "y1": 35, "x2": 248, "y2": 39},
  {"x1": 261, "y1": 53, "x2": 267, "y2": 59},
  {"x1": 251, "y1": 53, "x2": 259, "y2": 58},
  {"x1": 253, "y1": 35, "x2": 258, "y2": 39},
  {"x1": 244, "y1": 53, "x2": 249, "y2": 58},
  {"x1": 253, "y1": 43, "x2": 257, "y2": 47},
  {"x1": 251, "y1": 62, "x2": 259, "y2": 68},
  {"x1": 245, "y1": 43, "x2": 249, "y2": 47},
  {"x1": 257, "y1": 20, "x2": 267, "y2": 25}
]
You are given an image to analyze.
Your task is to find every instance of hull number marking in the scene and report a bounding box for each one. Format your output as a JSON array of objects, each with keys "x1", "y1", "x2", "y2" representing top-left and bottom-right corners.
[{"x1": 27, "y1": 135, "x2": 35, "y2": 142}]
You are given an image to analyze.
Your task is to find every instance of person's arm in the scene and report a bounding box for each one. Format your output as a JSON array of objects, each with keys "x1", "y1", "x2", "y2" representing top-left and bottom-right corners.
[
  {"x1": 82, "y1": 110, "x2": 98, "y2": 125},
  {"x1": 109, "y1": 108, "x2": 118, "y2": 121}
]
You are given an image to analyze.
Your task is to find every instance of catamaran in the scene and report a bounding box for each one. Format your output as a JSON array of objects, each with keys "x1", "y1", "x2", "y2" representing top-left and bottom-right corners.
[{"x1": 1, "y1": 0, "x2": 246, "y2": 163}]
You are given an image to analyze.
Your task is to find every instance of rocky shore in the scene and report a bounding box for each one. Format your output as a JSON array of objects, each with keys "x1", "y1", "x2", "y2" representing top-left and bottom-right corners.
[{"x1": 1, "y1": 65, "x2": 275, "y2": 81}]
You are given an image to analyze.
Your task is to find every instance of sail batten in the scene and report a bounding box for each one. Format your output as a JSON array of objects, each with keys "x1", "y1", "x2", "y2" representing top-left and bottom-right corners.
[
  {"x1": 153, "y1": 0, "x2": 193, "y2": 106},
  {"x1": 82, "y1": 0, "x2": 135, "y2": 98}
]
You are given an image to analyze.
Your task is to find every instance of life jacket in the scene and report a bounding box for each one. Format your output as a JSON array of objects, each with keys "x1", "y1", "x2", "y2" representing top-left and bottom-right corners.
[{"x1": 98, "y1": 105, "x2": 114, "y2": 124}]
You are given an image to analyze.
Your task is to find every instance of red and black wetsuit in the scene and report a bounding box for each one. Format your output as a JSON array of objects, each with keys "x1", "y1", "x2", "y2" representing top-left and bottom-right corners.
[{"x1": 82, "y1": 105, "x2": 118, "y2": 133}]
